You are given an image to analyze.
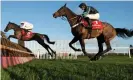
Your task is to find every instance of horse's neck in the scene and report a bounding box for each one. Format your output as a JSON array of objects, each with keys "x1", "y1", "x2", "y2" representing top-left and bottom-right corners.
[
  {"x1": 65, "y1": 8, "x2": 77, "y2": 27},
  {"x1": 12, "y1": 24, "x2": 20, "y2": 31}
]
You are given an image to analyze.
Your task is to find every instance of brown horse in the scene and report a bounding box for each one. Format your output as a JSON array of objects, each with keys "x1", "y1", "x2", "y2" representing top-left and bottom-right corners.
[
  {"x1": 53, "y1": 4, "x2": 133, "y2": 61},
  {"x1": 4, "y1": 22, "x2": 56, "y2": 57}
]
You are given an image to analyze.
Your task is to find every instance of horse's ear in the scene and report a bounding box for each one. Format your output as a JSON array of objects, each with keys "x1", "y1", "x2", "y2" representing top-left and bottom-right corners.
[
  {"x1": 64, "y1": 3, "x2": 67, "y2": 7},
  {"x1": 9, "y1": 21, "x2": 11, "y2": 23}
]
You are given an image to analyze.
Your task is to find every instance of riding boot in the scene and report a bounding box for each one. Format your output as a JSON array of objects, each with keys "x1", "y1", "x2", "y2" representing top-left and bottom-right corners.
[
  {"x1": 85, "y1": 18, "x2": 92, "y2": 29},
  {"x1": 85, "y1": 18, "x2": 92, "y2": 34}
]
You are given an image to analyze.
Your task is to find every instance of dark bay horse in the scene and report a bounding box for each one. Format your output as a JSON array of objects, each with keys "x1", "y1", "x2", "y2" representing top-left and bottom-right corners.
[
  {"x1": 4, "y1": 22, "x2": 56, "y2": 57},
  {"x1": 53, "y1": 4, "x2": 133, "y2": 61}
]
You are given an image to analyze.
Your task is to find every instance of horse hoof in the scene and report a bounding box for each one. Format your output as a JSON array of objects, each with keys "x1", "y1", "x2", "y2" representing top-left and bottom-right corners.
[
  {"x1": 54, "y1": 51, "x2": 56, "y2": 54},
  {"x1": 97, "y1": 56, "x2": 102, "y2": 60},
  {"x1": 52, "y1": 42, "x2": 55, "y2": 45},
  {"x1": 90, "y1": 57, "x2": 97, "y2": 61},
  {"x1": 87, "y1": 54, "x2": 92, "y2": 59}
]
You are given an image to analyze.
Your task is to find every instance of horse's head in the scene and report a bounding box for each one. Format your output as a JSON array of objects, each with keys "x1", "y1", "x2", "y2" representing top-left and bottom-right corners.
[
  {"x1": 4, "y1": 22, "x2": 14, "y2": 32},
  {"x1": 53, "y1": 3, "x2": 67, "y2": 18}
]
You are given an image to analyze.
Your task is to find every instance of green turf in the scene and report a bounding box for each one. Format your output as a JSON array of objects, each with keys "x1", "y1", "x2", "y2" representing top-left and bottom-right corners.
[{"x1": 1, "y1": 56, "x2": 133, "y2": 80}]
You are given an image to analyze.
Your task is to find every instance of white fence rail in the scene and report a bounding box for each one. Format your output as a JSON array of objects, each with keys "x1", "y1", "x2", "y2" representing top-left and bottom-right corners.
[{"x1": 25, "y1": 40, "x2": 132, "y2": 59}]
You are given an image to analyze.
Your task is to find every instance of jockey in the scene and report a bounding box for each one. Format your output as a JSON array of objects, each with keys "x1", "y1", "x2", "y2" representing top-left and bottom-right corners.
[
  {"x1": 20, "y1": 21, "x2": 33, "y2": 31},
  {"x1": 79, "y1": 3, "x2": 100, "y2": 28}
]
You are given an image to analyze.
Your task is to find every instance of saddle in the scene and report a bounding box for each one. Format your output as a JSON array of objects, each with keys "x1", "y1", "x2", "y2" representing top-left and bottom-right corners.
[
  {"x1": 79, "y1": 16, "x2": 103, "y2": 30},
  {"x1": 78, "y1": 16, "x2": 104, "y2": 38},
  {"x1": 21, "y1": 29, "x2": 33, "y2": 40}
]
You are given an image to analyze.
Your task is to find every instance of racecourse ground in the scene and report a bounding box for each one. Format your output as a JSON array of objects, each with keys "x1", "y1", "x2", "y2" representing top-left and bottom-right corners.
[{"x1": 1, "y1": 55, "x2": 133, "y2": 80}]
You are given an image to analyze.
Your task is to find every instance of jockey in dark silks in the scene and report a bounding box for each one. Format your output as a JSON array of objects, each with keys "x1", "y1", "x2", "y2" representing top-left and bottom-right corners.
[{"x1": 79, "y1": 3, "x2": 100, "y2": 28}]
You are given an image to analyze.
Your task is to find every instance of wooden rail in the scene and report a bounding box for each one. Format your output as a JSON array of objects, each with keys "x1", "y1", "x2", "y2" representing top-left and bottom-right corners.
[
  {"x1": 0, "y1": 34, "x2": 35, "y2": 69},
  {"x1": 1, "y1": 45, "x2": 34, "y2": 57}
]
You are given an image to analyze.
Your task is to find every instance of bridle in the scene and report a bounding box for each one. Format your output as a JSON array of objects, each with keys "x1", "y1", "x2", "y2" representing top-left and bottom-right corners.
[{"x1": 56, "y1": 7, "x2": 80, "y2": 27}]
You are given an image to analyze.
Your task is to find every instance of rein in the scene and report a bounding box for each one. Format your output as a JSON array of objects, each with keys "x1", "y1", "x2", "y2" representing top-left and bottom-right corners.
[
  {"x1": 57, "y1": 7, "x2": 80, "y2": 28},
  {"x1": 61, "y1": 16, "x2": 67, "y2": 21},
  {"x1": 60, "y1": 15, "x2": 79, "y2": 28},
  {"x1": 69, "y1": 16, "x2": 80, "y2": 28}
]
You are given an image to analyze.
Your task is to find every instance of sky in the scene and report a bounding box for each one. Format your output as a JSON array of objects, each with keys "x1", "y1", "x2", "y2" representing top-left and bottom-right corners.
[{"x1": 1, "y1": 1, "x2": 133, "y2": 48}]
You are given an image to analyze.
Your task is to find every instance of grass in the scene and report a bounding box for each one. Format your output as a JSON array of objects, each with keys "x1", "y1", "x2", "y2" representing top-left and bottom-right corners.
[{"x1": 1, "y1": 55, "x2": 133, "y2": 80}]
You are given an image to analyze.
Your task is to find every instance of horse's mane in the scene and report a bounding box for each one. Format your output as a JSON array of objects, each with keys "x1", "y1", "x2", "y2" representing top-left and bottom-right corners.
[
  {"x1": 10, "y1": 22, "x2": 29, "y2": 31},
  {"x1": 10, "y1": 22, "x2": 20, "y2": 28},
  {"x1": 65, "y1": 7, "x2": 77, "y2": 16}
]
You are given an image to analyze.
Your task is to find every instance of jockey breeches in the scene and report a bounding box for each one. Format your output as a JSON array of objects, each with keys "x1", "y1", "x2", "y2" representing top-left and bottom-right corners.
[{"x1": 85, "y1": 13, "x2": 100, "y2": 19}]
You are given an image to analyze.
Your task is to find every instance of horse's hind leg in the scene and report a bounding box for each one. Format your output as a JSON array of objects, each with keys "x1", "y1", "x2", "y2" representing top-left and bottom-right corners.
[
  {"x1": 47, "y1": 45, "x2": 56, "y2": 56},
  {"x1": 99, "y1": 39, "x2": 112, "y2": 57},
  {"x1": 96, "y1": 26, "x2": 116, "y2": 59},
  {"x1": 91, "y1": 24, "x2": 117, "y2": 61},
  {"x1": 91, "y1": 37, "x2": 112, "y2": 61},
  {"x1": 36, "y1": 39, "x2": 53, "y2": 57},
  {"x1": 45, "y1": 44, "x2": 56, "y2": 58}
]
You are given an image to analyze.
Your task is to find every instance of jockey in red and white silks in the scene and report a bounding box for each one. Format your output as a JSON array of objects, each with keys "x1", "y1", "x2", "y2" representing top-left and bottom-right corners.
[{"x1": 20, "y1": 21, "x2": 33, "y2": 31}]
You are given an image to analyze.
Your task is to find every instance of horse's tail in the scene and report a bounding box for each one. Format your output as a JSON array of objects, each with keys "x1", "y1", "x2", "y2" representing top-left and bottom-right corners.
[
  {"x1": 43, "y1": 34, "x2": 55, "y2": 45},
  {"x1": 115, "y1": 28, "x2": 133, "y2": 38}
]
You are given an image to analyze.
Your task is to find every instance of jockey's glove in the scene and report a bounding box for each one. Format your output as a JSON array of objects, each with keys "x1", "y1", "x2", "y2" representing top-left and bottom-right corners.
[{"x1": 82, "y1": 12, "x2": 88, "y2": 17}]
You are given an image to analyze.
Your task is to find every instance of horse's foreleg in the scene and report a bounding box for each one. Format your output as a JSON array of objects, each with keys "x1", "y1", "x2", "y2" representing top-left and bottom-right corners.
[
  {"x1": 42, "y1": 44, "x2": 53, "y2": 57},
  {"x1": 8, "y1": 35, "x2": 17, "y2": 40},
  {"x1": 79, "y1": 39, "x2": 92, "y2": 58},
  {"x1": 69, "y1": 37, "x2": 81, "y2": 51},
  {"x1": 46, "y1": 45, "x2": 56, "y2": 56},
  {"x1": 37, "y1": 40, "x2": 53, "y2": 57},
  {"x1": 40, "y1": 35, "x2": 56, "y2": 54}
]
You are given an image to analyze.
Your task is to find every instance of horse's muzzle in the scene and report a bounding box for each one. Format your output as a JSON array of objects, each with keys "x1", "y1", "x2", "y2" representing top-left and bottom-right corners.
[
  {"x1": 4, "y1": 29, "x2": 7, "y2": 32},
  {"x1": 53, "y1": 13, "x2": 57, "y2": 18}
]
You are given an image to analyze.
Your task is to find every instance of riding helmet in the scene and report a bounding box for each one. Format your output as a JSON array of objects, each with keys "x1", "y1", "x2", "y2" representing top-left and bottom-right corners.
[{"x1": 79, "y1": 3, "x2": 87, "y2": 8}]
